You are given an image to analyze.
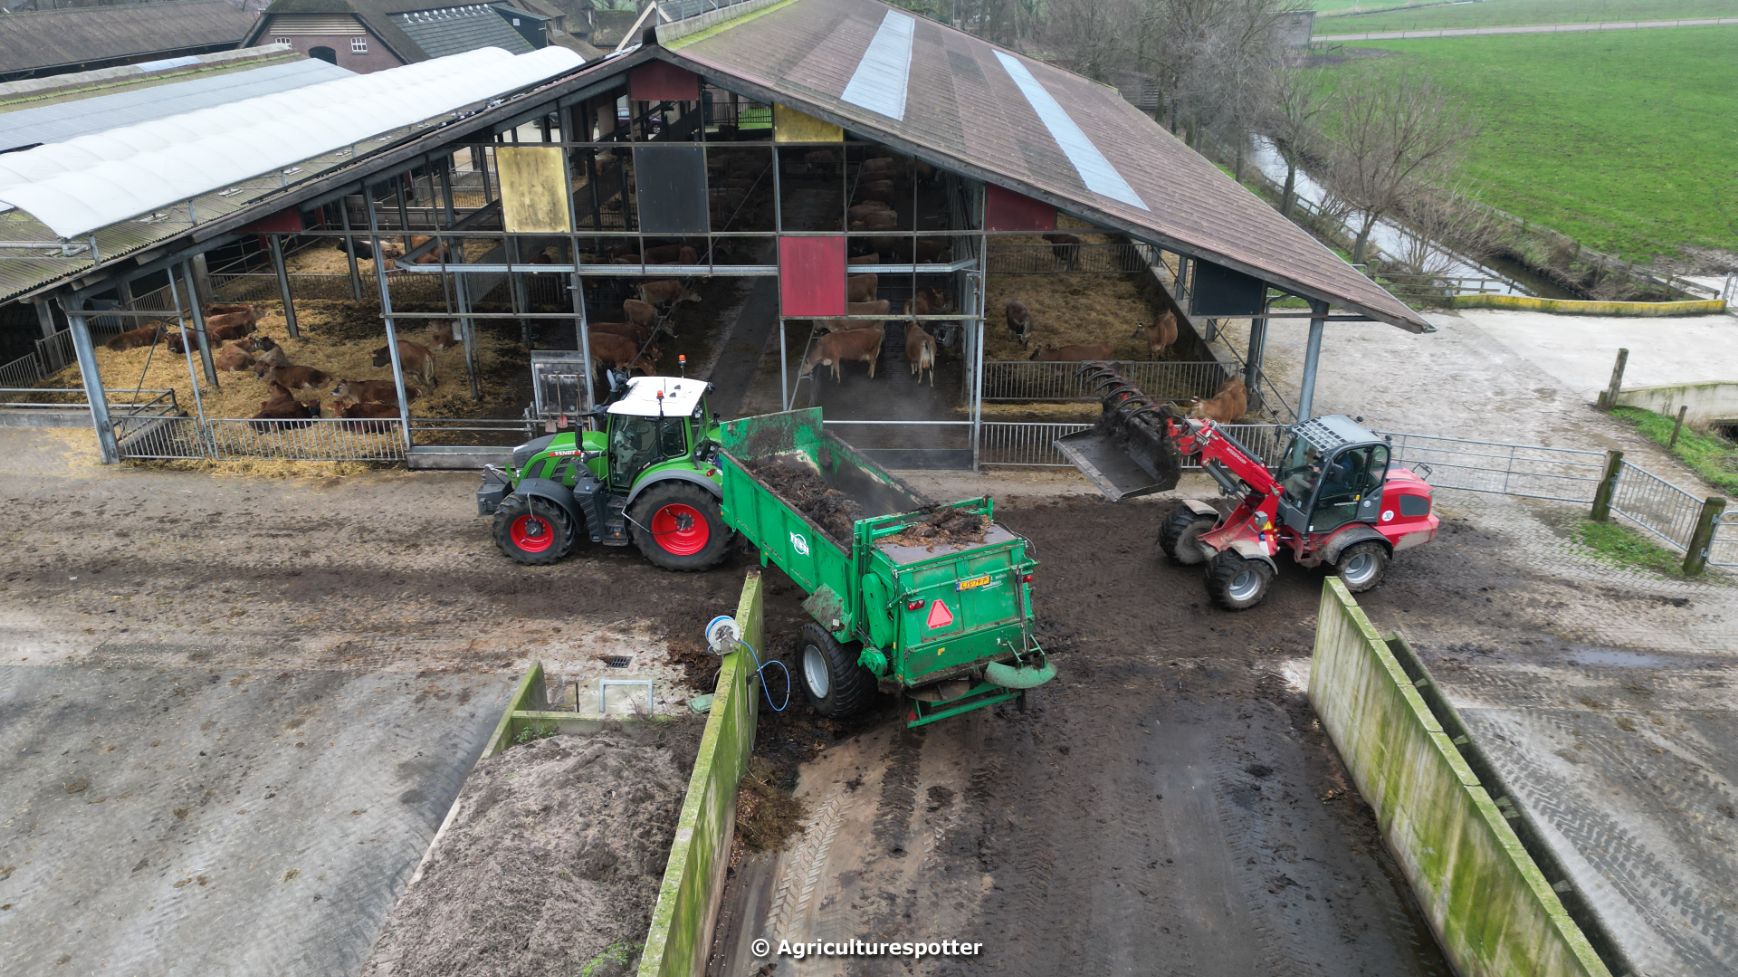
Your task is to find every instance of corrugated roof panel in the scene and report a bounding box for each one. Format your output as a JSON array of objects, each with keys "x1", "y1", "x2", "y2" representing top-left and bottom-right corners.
[
  {"x1": 992, "y1": 50, "x2": 1145, "y2": 212},
  {"x1": 0, "y1": 47, "x2": 583, "y2": 238},
  {"x1": 840, "y1": 9, "x2": 913, "y2": 121},
  {"x1": 0, "y1": 59, "x2": 355, "y2": 154},
  {"x1": 393, "y1": 6, "x2": 535, "y2": 59}
]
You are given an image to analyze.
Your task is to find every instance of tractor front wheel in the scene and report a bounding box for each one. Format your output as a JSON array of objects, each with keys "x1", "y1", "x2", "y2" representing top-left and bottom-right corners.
[
  {"x1": 630, "y1": 482, "x2": 731, "y2": 571},
  {"x1": 1158, "y1": 506, "x2": 1215, "y2": 565},
  {"x1": 1335, "y1": 541, "x2": 1390, "y2": 593},
  {"x1": 799, "y1": 621, "x2": 875, "y2": 719},
  {"x1": 1205, "y1": 550, "x2": 1273, "y2": 611},
  {"x1": 492, "y1": 494, "x2": 577, "y2": 565}
]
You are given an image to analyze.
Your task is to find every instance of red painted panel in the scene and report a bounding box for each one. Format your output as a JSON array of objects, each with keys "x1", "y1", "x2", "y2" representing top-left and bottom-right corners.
[
  {"x1": 984, "y1": 185, "x2": 1056, "y2": 232},
  {"x1": 629, "y1": 62, "x2": 700, "y2": 103},
  {"x1": 239, "y1": 208, "x2": 305, "y2": 234},
  {"x1": 778, "y1": 236, "x2": 846, "y2": 317}
]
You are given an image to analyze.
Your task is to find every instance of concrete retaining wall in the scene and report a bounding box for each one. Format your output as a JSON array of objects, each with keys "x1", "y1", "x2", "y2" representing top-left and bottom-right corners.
[
  {"x1": 1615, "y1": 381, "x2": 1738, "y2": 427},
  {"x1": 638, "y1": 570, "x2": 764, "y2": 977},
  {"x1": 1308, "y1": 579, "x2": 1612, "y2": 977},
  {"x1": 1447, "y1": 294, "x2": 1726, "y2": 317}
]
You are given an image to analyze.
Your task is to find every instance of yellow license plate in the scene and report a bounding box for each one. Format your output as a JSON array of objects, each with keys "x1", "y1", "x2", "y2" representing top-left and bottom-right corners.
[{"x1": 956, "y1": 574, "x2": 993, "y2": 590}]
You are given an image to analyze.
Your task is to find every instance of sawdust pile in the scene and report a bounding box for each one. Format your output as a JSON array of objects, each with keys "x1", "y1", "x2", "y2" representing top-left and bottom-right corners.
[{"x1": 362, "y1": 723, "x2": 700, "y2": 977}]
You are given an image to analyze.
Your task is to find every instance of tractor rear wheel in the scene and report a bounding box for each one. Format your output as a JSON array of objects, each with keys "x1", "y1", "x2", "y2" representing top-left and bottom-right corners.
[
  {"x1": 492, "y1": 494, "x2": 576, "y2": 565},
  {"x1": 630, "y1": 482, "x2": 731, "y2": 571},
  {"x1": 1335, "y1": 540, "x2": 1390, "y2": 593},
  {"x1": 799, "y1": 621, "x2": 874, "y2": 719},
  {"x1": 1205, "y1": 550, "x2": 1273, "y2": 611},
  {"x1": 1159, "y1": 506, "x2": 1215, "y2": 565}
]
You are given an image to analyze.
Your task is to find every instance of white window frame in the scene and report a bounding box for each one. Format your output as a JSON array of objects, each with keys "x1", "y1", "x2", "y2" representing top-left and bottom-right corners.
[
  {"x1": 273, "y1": 36, "x2": 292, "y2": 47},
  {"x1": 350, "y1": 37, "x2": 369, "y2": 54}
]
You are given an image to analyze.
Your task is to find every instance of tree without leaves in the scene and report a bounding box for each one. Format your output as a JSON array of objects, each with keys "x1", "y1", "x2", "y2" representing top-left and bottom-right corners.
[
  {"x1": 1323, "y1": 68, "x2": 1476, "y2": 264},
  {"x1": 1267, "y1": 65, "x2": 1331, "y2": 218}
]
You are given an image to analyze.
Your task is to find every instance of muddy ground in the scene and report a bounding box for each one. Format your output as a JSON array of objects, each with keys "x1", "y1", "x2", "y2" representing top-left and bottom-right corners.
[
  {"x1": 363, "y1": 723, "x2": 701, "y2": 977},
  {"x1": 710, "y1": 493, "x2": 1469, "y2": 977}
]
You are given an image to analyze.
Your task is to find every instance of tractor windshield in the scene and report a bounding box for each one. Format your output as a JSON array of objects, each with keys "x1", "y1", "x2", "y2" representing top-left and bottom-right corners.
[{"x1": 1278, "y1": 436, "x2": 1326, "y2": 505}]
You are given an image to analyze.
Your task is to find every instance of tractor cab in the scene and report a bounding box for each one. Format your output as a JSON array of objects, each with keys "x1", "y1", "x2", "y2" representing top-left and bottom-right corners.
[
  {"x1": 1274, "y1": 415, "x2": 1390, "y2": 536},
  {"x1": 603, "y1": 377, "x2": 714, "y2": 490}
]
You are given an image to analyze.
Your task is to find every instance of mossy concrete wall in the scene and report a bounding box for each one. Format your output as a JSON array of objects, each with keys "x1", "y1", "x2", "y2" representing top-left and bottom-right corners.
[
  {"x1": 638, "y1": 570, "x2": 763, "y2": 977},
  {"x1": 1446, "y1": 294, "x2": 1725, "y2": 317},
  {"x1": 1615, "y1": 381, "x2": 1738, "y2": 427},
  {"x1": 1309, "y1": 579, "x2": 1611, "y2": 977}
]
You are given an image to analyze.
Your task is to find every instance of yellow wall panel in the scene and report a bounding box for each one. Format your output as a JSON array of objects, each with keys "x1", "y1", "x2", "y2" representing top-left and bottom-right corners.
[
  {"x1": 773, "y1": 104, "x2": 842, "y2": 143},
  {"x1": 496, "y1": 146, "x2": 572, "y2": 234}
]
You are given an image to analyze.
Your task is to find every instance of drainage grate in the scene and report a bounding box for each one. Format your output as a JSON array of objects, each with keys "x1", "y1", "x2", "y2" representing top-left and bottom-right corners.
[{"x1": 602, "y1": 655, "x2": 632, "y2": 669}]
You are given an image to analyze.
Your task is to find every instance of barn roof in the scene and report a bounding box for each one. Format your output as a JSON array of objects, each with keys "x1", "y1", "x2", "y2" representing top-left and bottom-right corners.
[
  {"x1": 659, "y1": 0, "x2": 1428, "y2": 331},
  {"x1": 0, "y1": 53, "x2": 352, "y2": 154},
  {"x1": 250, "y1": 0, "x2": 536, "y2": 61},
  {"x1": 0, "y1": 1, "x2": 259, "y2": 80}
]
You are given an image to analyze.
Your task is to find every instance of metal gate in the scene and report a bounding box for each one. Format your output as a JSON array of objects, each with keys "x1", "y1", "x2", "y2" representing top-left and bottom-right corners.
[
  {"x1": 1710, "y1": 511, "x2": 1738, "y2": 568},
  {"x1": 1382, "y1": 432, "x2": 1606, "y2": 504}
]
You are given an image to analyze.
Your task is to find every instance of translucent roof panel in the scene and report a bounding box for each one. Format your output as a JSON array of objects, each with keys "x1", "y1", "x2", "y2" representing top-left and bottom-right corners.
[{"x1": 0, "y1": 46, "x2": 583, "y2": 239}]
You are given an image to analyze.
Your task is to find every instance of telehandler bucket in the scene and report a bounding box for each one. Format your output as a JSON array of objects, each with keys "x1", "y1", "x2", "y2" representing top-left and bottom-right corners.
[{"x1": 1053, "y1": 364, "x2": 1182, "y2": 501}]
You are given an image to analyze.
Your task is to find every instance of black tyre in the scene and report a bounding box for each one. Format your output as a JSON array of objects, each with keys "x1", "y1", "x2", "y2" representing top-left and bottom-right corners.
[
  {"x1": 798, "y1": 621, "x2": 875, "y2": 719},
  {"x1": 630, "y1": 482, "x2": 732, "y2": 571},
  {"x1": 492, "y1": 494, "x2": 577, "y2": 565},
  {"x1": 1334, "y1": 540, "x2": 1390, "y2": 593},
  {"x1": 1205, "y1": 549, "x2": 1273, "y2": 611},
  {"x1": 1158, "y1": 506, "x2": 1215, "y2": 565}
]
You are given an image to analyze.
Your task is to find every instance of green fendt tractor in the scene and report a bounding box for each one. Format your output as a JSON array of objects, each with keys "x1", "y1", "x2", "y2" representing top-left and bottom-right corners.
[{"x1": 476, "y1": 375, "x2": 733, "y2": 570}]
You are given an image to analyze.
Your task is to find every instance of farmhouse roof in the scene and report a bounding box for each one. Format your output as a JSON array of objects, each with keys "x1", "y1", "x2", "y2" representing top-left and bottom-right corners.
[
  {"x1": 250, "y1": 0, "x2": 535, "y2": 61},
  {"x1": 0, "y1": 1, "x2": 258, "y2": 79},
  {"x1": 659, "y1": 0, "x2": 1427, "y2": 331}
]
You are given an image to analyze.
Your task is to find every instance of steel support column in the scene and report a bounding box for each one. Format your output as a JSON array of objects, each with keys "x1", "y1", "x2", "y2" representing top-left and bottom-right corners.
[
  {"x1": 63, "y1": 297, "x2": 119, "y2": 463},
  {"x1": 1297, "y1": 301, "x2": 1328, "y2": 420},
  {"x1": 365, "y1": 182, "x2": 416, "y2": 453},
  {"x1": 338, "y1": 198, "x2": 363, "y2": 300},
  {"x1": 167, "y1": 271, "x2": 208, "y2": 428},
  {"x1": 268, "y1": 235, "x2": 299, "y2": 338},
  {"x1": 33, "y1": 298, "x2": 56, "y2": 340},
  {"x1": 1243, "y1": 307, "x2": 1268, "y2": 412},
  {"x1": 454, "y1": 270, "x2": 481, "y2": 401},
  {"x1": 181, "y1": 263, "x2": 219, "y2": 387}
]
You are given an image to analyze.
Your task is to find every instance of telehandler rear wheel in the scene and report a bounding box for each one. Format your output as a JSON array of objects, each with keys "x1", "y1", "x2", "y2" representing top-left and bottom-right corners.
[
  {"x1": 1158, "y1": 506, "x2": 1215, "y2": 565},
  {"x1": 630, "y1": 482, "x2": 731, "y2": 571},
  {"x1": 1205, "y1": 550, "x2": 1273, "y2": 611},
  {"x1": 492, "y1": 494, "x2": 576, "y2": 565},
  {"x1": 799, "y1": 622, "x2": 874, "y2": 719}
]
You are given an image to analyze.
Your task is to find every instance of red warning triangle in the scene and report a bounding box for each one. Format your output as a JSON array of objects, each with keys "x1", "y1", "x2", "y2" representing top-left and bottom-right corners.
[{"x1": 926, "y1": 598, "x2": 954, "y2": 629}]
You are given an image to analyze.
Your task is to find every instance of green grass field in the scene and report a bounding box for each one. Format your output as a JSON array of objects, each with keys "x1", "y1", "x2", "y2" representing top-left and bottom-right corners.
[
  {"x1": 1316, "y1": 29, "x2": 1738, "y2": 262},
  {"x1": 1315, "y1": 0, "x2": 1738, "y2": 32}
]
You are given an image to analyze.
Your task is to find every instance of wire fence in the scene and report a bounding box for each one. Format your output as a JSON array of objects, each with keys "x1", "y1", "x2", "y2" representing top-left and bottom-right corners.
[
  {"x1": 1382, "y1": 432, "x2": 1606, "y2": 503},
  {"x1": 979, "y1": 420, "x2": 1289, "y2": 469},
  {"x1": 1710, "y1": 512, "x2": 1738, "y2": 569},
  {"x1": 985, "y1": 241, "x2": 1151, "y2": 275},
  {"x1": 982, "y1": 359, "x2": 1234, "y2": 403}
]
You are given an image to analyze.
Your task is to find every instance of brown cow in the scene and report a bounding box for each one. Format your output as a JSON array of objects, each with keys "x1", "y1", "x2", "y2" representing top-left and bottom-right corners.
[
  {"x1": 1042, "y1": 232, "x2": 1082, "y2": 270},
  {"x1": 1189, "y1": 376, "x2": 1247, "y2": 424},
  {"x1": 337, "y1": 401, "x2": 399, "y2": 420},
  {"x1": 106, "y1": 324, "x2": 164, "y2": 351},
  {"x1": 331, "y1": 378, "x2": 417, "y2": 405},
  {"x1": 849, "y1": 210, "x2": 899, "y2": 231},
  {"x1": 905, "y1": 288, "x2": 953, "y2": 318},
  {"x1": 847, "y1": 274, "x2": 878, "y2": 303},
  {"x1": 589, "y1": 321, "x2": 654, "y2": 344},
  {"x1": 249, "y1": 336, "x2": 287, "y2": 369},
  {"x1": 643, "y1": 243, "x2": 699, "y2": 264},
  {"x1": 405, "y1": 235, "x2": 448, "y2": 265},
  {"x1": 204, "y1": 310, "x2": 259, "y2": 342},
  {"x1": 904, "y1": 320, "x2": 936, "y2": 387},
  {"x1": 1005, "y1": 300, "x2": 1033, "y2": 347},
  {"x1": 848, "y1": 253, "x2": 880, "y2": 266},
  {"x1": 801, "y1": 327, "x2": 883, "y2": 381},
  {"x1": 623, "y1": 298, "x2": 659, "y2": 329},
  {"x1": 587, "y1": 333, "x2": 659, "y2": 374},
  {"x1": 915, "y1": 239, "x2": 951, "y2": 263},
  {"x1": 371, "y1": 340, "x2": 437, "y2": 388},
  {"x1": 215, "y1": 341, "x2": 254, "y2": 371},
  {"x1": 250, "y1": 382, "x2": 320, "y2": 431},
  {"x1": 848, "y1": 202, "x2": 893, "y2": 221},
  {"x1": 638, "y1": 279, "x2": 701, "y2": 308},
  {"x1": 1139, "y1": 310, "x2": 1179, "y2": 358},
  {"x1": 1028, "y1": 343, "x2": 1113, "y2": 362},
  {"x1": 205, "y1": 303, "x2": 253, "y2": 318},
  {"x1": 426, "y1": 322, "x2": 462, "y2": 350},
  {"x1": 254, "y1": 360, "x2": 330, "y2": 393}
]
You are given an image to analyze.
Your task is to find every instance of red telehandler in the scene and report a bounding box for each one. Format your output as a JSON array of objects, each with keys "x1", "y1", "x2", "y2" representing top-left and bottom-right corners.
[{"x1": 1055, "y1": 365, "x2": 1439, "y2": 610}]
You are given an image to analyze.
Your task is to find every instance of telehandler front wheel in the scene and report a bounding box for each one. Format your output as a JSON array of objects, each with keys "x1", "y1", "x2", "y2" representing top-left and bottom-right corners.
[
  {"x1": 799, "y1": 622, "x2": 875, "y2": 719},
  {"x1": 1158, "y1": 506, "x2": 1215, "y2": 565},
  {"x1": 630, "y1": 482, "x2": 731, "y2": 571},
  {"x1": 1205, "y1": 550, "x2": 1273, "y2": 611},
  {"x1": 492, "y1": 494, "x2": 576, "y2": 565},
  {"x1": 1335, "y1": 540, "x2": 1390, "y2": 593}
]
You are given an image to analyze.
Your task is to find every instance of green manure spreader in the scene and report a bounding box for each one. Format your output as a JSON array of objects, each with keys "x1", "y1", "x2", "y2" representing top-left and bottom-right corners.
[{"x1": 477, "y1": 377, "x2": 1053, "y2": 727}]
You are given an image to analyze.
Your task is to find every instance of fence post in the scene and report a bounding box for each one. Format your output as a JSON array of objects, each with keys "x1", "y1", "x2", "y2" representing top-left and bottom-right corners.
[
  {"x1": 1683, "y1": 497, "x2": 1727, "y2": 576},
  {"x1": 1589, "y1": 449, "x2": 1623, "y2": 522},
  {"x1": 1668, "y1": 405, "x2": 1688, "y2": 449},
  {"x1": 1596, "y1": 348, "x2": 1628, "y2": 409}
]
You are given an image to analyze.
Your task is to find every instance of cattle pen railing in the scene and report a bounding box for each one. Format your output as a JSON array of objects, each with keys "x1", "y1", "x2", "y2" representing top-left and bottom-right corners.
[{"x1": 982, "y1": 359, "x2": 1233, "y2": 403}]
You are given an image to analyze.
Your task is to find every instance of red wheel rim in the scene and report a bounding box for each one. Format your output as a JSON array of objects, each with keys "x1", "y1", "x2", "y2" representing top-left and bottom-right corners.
[
  {"x1": 509, "y1": 514, "x2": 555, "y2": 553},
  {"x1": 650, "y1": 502, "x2": 710, "y2": 556}
]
